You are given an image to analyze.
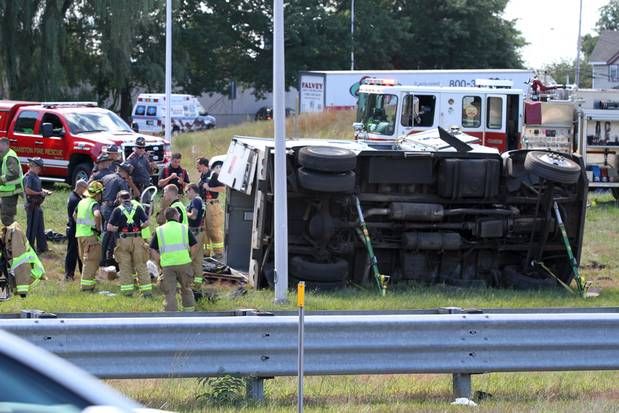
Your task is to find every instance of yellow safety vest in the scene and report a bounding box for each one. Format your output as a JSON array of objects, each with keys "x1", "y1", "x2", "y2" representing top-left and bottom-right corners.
[
  {"x1": 76, "y1": 197, "x2": 98, "y2": 237},
  {"x1": 125, "y1": 200, "x2": 151, "y2": 239},
  {"x1": 170, "y1": 200, "x2": 188, "y2": 226},
  {"x1": 156, "y1": 221, "x2": 191, "y2": 267},
  {"x1": 0, "y1": 149, "x2": 24, "y2": 197}
]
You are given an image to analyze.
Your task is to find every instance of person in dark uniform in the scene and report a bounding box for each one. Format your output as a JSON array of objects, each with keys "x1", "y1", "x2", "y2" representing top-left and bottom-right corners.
[
  {"x1": 90, "y1": 153, "x2": 114, "y2": 182},
  {"x1": 100, "y1": 163, "x2": 132, "y2": 266},
  {"x1": 107, "y1": 190, "x2": 152, "y2": 296},
  {"x1": 65, "y1": 179, "x2": 87, "y2": 281},
  {"x1": 126, "y1": 136, "x2": 152, "y2": 194},
  {"x1": 104, "y1": 145, "x2": 122, "y2": 168},
  {"x1": 157, "y1": 152, "x2": 190, "y2": 193},
  {"x1": 202, "y1": 160, "x2": 225, "y2": 259},
  {"x1": 186, "y1": 184, "x2": 205, "y2": 283},
  {"x1": 23, "y1": 158, "x2": 51, "y2": 254},
  {"x1": 196, "y1": 157, "x2": 210, "y2": 200}
]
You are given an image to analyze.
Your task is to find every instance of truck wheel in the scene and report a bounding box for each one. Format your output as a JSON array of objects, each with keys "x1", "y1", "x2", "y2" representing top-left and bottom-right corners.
[
  {"x1": 289, "y1": 274, "x2": 346, "y2": 291},
  {"x1": 297, "y1": 167, "x2": 356, "y2": 193},
  {"x1": 71, "y1": 162, "x2": 92, "y2": 185},
  {"x1": 502, "y1": 266, "x2": 557, "y2": 290},
  {"x1": 290, "y1": 255, "x2": 349, "y2": 282},
  {"x1": 298, "y1": 146, "x2": 357, "y2": 172},
  {"x1": 524, "y1": 151, "x2": 581, "y2": 184}
]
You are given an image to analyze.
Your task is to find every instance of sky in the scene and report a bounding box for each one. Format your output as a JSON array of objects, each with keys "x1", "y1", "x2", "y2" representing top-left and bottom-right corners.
[{"x1": 504, "y1": 0, "x2": 610, "y2": 68}]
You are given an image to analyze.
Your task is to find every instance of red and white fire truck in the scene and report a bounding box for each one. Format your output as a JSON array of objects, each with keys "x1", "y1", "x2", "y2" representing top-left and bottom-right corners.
[{"x1": 353, "y1": 78, "x2": 524, "y2": 153}]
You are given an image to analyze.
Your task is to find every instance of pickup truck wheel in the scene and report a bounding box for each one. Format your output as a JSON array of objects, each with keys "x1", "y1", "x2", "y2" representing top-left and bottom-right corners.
[
  {"x1": 290, "y1": 255, "x2": 348, "y2": 282},
  {"x1": 71, "y1": 163, "x2": 92, "y2": 185},
  {"x1": 298, "y1": 146, "x2": 357, "y2": 172},
  {"x1": 298, "y1": 167, "x2": 356, "y2": 193},
  {"x1": 524, "y1": 151, "x2": 581, "y2": 184}
]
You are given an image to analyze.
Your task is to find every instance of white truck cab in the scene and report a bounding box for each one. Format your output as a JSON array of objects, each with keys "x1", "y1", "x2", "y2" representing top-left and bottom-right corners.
[{"x1": 354, "y1": 78, "x2": 524, "y2": 152}]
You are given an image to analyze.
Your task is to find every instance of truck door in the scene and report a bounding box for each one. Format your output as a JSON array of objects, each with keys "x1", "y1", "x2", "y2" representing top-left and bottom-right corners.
[
  {"x1": 399, "y1": 94, "x2": 437, "y2": 135},
  {"x1": 506, "y1": 94, "x2": 521, "y2": 150},
  {"x1": 484, "y1": 95, "x2": 507, "y2": 151},
  {"x1": 9, "y1": 110, "x2": 40, "y2": 169},
  {"x1": 39, "y1": 112, "x2": 69, "y2": 177}
]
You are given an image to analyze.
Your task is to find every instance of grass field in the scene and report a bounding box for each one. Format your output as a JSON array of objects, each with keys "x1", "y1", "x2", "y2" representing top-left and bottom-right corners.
[{"x1": 2, "y1": 111, "x2": 619, "y2": 412}]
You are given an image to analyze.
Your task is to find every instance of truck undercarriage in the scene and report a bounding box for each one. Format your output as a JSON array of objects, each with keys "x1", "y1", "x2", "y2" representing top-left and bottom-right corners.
[{"x1": 223, "y1": 130, "x2": 587, "y2": 291}]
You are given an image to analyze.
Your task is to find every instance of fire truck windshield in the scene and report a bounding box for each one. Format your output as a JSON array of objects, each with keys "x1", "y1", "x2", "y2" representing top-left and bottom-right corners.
[
  {"x1": 65, "y1": 111, "x2": 133, "y2": 134},
  {"x1": 357, "y1": 93, "x2": 398, "y2": 136}
]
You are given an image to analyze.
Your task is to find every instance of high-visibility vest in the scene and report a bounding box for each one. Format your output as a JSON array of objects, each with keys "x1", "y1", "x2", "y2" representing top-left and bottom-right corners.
[
  {"x1": 75, "y1": 197, "x2": 98, "y2": 237},
  {"x1": 170, "y1": 200, "x2": 188, "y2": 226},
  {"x1": 124, "y1": 200, "x2": 151, "y2": 239},
  {"x1": 156, "y1": 221, "x2": 191, "y2": 267},
  {"x1": 0, "y1": 149, "x2": 24, "y2": 197},
  {"x1": 11, "y1": 236, "x2": 44, "y2": 294}
]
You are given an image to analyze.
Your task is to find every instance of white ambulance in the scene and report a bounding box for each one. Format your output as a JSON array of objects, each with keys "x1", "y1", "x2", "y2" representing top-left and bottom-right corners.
[{"x1": 131, "y1": 93, "x2": 216, "y2": 134}]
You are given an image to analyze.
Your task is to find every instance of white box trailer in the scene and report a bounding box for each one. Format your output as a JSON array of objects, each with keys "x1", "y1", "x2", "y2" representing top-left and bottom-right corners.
[{"x1": 298, "y1": 69, "x2": 535, "y2": 113}]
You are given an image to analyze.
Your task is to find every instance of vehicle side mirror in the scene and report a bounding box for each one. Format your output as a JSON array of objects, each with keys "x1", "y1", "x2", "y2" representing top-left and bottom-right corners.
[
  {"x1": 40, "y1": 122, "x2": 53, "y2": 138},
  {"x1": 131, "y1": 122, "x2": 139, "y2": 132}
]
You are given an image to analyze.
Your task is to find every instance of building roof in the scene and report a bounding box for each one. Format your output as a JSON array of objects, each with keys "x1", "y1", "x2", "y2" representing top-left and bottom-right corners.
[{"x1": 590, "y1": 31, "x2": 619, "y2": 64}]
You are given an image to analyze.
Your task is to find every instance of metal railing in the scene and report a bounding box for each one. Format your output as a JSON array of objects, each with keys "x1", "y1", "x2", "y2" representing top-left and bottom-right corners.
[{"x1": 2, "y1": 308, "x2": 619, "y2": 400}]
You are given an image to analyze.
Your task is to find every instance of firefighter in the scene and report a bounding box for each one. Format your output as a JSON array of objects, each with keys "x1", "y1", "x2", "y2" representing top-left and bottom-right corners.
[
  {"x1": 75, "y1": 180, "x2": 104, "y2": 292},
  {"x1": 162, "y1": 184, "x2": 188, "y2": 225},
  {"x1": 107, "y1": 190, "x2": 152, "y2": 297},
  {"x1": 150, "y1": 207, "x2": 198, "y2": 311},
  {"x1": 1, "y1": 222, "x2": 44, "y2": 298},
  {"x1": 90, "y1": 153, "x2": 114, "y2": 182},
  {"x1": 185, "y1": 184, "x2": 205, "y2": 285},
  {"x1": 202, "y1": 160, "x2": 225, "y2": 259},
  {"x1": 0, "y1": 137, "x2": 24, "y2": 226},
  {"x1": 65, "y1": 179, "x2": 88, "y2": 281}
]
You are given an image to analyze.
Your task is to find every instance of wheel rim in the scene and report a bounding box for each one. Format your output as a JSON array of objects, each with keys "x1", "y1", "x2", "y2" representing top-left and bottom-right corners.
[
  {"x1": 75, "y1": 170, "x2": 89, "y2": 182},
  {"x1": 538, "y1": 153, "x2": 572, "y2": 168}
]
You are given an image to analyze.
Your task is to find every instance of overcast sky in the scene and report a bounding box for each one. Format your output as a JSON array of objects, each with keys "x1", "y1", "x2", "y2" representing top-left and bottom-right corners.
[{"x1": 504, "y1": 0, "x2": 610, "y2": 68}]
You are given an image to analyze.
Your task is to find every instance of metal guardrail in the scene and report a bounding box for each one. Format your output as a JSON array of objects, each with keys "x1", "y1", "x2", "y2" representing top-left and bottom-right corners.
[{"x1": 2, "y1": 308, "x2": 619, "y2": 400}]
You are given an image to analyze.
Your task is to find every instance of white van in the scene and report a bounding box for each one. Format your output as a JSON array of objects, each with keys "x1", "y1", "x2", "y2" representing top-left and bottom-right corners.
[{"x1": 131, "y1": 93, "x2": 216, "y2": 134}]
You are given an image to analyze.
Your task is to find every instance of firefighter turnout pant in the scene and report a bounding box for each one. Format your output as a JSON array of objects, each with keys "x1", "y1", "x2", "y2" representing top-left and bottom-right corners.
[
  {"x1": 0, "y1": 194, "x2": 18, "y2": 226},
  {"x1": 159, "y1": 263, "x2": 195, "y2": 311},
  {"x1": 78, "y1": 235, "x2": 101, "y2": 291},
  {"x1": 204, "y1": 201, "x2": 224, "y2": 258},
  {"x1": 190, "y1": 227, "x2": 205, "y2": 284},
  {"x1": 4, "y1": 223, "x2": 44, "y2": 296},
  {"x1": 114, "y1": 235, "x2": 151, "y2": 296}
]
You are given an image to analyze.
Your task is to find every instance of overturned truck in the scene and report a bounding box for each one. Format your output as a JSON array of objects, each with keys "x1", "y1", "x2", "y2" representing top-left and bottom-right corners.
[{"x1": 220, "y1": 128, "x2": 587, "y2": 290}]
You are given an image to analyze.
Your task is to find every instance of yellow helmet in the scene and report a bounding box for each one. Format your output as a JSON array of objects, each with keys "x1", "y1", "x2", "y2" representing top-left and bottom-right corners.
[{"x1": 86, "y1": 180, "x2": 104, "y2": 197}]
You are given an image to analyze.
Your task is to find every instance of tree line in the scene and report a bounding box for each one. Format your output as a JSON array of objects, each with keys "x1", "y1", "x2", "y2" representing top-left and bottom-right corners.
[{"x1": 0, "y1": 0, "x2": 526, "y2": 119}]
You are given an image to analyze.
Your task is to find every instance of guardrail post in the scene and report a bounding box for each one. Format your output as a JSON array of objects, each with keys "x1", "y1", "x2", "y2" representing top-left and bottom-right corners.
[
  {"x1": 246, "y1": 377, "x2": 265, "y2": 401},
  {"x1": 452, "y1": 373, "x2": 472, "y2": 399}
]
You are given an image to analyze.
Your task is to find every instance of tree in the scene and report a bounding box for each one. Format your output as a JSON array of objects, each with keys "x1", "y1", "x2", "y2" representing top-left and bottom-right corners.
[
  {"x1": 544, "y1": 59, "x2": 592, "y2": 88},
  {"x1": 597, "y1": 0, "x2": 619, "y2": 30}
]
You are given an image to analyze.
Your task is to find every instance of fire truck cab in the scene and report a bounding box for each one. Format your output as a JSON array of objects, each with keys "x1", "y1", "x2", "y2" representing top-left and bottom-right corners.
[{"x1": 354, "y1": 78, "x2": 524, "y2": 152}]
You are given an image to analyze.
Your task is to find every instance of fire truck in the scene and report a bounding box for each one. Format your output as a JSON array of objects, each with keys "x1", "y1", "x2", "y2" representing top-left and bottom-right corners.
[{"x1": 353, "y1": 78, "x2": 524, "y2": 153}]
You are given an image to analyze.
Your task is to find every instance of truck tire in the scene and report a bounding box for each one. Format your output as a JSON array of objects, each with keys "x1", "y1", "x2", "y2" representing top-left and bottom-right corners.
[
  {"x1": 298, "y1": 146, "x2": 357, "y2": 172},
  {"x1": 524, "y1": 151, "x2": 581, "y2": 184},
  {"x1": 289, "y1": 255, "x2": 349, "y2": 282},
  {"x1": 502, "y1": 266, "x2": 557, "y2": 290},
  {"x1": 289, "y1": 274, "x2": 346, "y2": 291},
  {"x1": 71, "y1": 162, "x2": 92, "y2": 185},
  {"x1": 297, "y1": 168, "x2": 356, "y2": 193}
]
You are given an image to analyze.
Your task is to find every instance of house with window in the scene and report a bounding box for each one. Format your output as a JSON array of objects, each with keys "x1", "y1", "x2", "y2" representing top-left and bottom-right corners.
[{"x1": 590, "y1": 30, "x2": 619, "y2": 89}]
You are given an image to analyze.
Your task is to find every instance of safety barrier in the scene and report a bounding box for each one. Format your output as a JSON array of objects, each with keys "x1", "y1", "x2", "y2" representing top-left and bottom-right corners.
[{"x1": 1, "y1": 307, "x2": 619, "y2": 400}]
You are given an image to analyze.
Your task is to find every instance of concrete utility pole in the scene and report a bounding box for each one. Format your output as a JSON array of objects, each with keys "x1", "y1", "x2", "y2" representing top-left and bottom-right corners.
[
  {"x1": 273, "y1": 0, "x2": 288, "y2": 303},
  {"x1": 351, "y1": 0, "x2": 355, "y2": 70},
  {"x1": 165, "y1": 0, "x2": 172, "y2": 141},
  {"x1": 575, "y1": 0, "x2": 583, "y2": 88}
]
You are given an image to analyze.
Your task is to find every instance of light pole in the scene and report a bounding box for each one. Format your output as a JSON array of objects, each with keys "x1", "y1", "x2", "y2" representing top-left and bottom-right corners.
[
  {"x1": 165, "y1": 0, "x2": 172, "y2": 141},
  {"x1": 351, "y1": 0, "x2": 355, "y2": 70},
  {"x1": 575, "y1": 0, "x2": 583, "y2": 88},
  {"x1": 273, "y1": 0, "x2": 288, "y2": 303}
]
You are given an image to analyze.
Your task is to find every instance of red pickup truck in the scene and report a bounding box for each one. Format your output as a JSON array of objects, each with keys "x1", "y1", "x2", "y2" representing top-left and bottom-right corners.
[{"x1": 0, "y1": 101, "x2": 171, "y2": 184}]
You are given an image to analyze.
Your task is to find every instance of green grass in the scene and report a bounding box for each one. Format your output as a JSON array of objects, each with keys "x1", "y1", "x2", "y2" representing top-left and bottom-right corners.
[{"x1": 3, "y1": 113, "x2": 619, "y2": 412}]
